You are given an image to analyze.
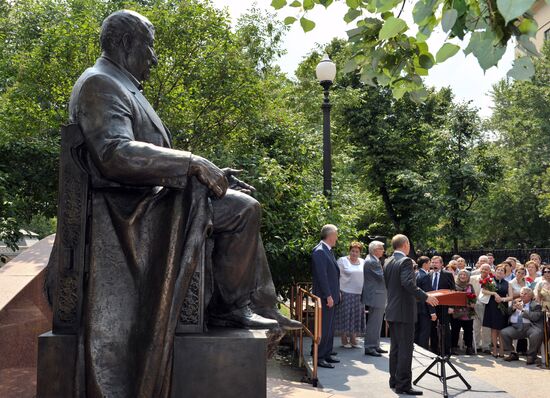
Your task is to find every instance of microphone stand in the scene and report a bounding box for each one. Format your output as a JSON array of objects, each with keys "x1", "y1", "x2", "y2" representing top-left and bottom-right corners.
[{"x1": 413, "y1": 305, "x2": 471, "y2": 398}]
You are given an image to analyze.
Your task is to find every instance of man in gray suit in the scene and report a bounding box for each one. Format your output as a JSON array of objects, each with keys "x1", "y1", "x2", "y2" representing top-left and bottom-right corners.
[
  {"x1": 502, "y1": 287, "x2": 544, "y2": 365},
  {"x1": 384, "y1": 235, "x2": 439, "y2": 396},
  {"x1": 362, "y1": 240, "x2": 388, "y2": 356}
]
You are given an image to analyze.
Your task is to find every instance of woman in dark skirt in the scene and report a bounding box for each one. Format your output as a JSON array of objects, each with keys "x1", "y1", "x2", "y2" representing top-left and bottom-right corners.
[{"x1": 483, "y1": 264, "x2": 513, "y2": 357}]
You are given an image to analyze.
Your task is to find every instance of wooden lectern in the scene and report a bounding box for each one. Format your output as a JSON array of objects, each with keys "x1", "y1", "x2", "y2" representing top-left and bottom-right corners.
[{"x1": 430, "y1": 289, "x2": 467, "y2": 307}]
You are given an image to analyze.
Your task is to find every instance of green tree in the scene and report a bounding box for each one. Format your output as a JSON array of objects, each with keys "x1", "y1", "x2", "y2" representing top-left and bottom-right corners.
[
  {"x1": 472, "y1": 41, "x2": 550, "y2": 248},
  {"x1": 292, "y1": 39, "x2": 455, "y2": 253},
  {"x1": 339, "y1": 86, "x2": 454, "y2": 253},
  {"x1": 0, "y1": 0, "x2": 362, "y2": 294},
  {"x1": 433, "y1": 101, "x2": 502, "y2": 252}
]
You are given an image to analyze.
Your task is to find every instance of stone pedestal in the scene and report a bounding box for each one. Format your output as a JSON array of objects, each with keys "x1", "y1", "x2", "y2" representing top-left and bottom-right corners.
[
  {"x1": 37, "y1": 328, "x2": 267, "y2": 398},
  {"x1": 171, "y1": 328, "x2": 267, "y2": 398},
  {"x1": 36, "y1": 332, "x2": 77, "y2": 398}
]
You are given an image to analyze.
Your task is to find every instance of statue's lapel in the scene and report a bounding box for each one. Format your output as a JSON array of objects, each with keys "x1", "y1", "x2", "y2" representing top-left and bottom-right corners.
[
  {"x1": 131, "y1": 90, "x2": 171, "y2": 146},
  {"x1": 99, "y1": 58, "x2": 170, "y2": 146}
]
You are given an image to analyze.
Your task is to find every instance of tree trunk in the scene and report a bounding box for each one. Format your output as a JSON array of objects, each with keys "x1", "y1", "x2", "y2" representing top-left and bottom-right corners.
[{"x1": 379, "y1": 182, "x2": 401, "y2": 232}]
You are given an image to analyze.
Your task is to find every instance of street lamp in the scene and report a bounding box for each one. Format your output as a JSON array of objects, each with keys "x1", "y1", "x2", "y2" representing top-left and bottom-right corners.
[{"x1": 315, "y1": 54, "x2": 336, "y2": 199}]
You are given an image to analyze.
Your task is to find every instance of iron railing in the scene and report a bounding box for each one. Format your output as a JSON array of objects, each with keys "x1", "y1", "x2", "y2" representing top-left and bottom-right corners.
[{"x1": 289, "y1": 282, "x2": 322, "y2": 387}]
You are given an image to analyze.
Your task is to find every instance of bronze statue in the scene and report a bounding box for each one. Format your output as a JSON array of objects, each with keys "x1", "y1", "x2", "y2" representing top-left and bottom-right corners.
[{"x1": 45, "y1": 9, "x2": 300, "y2": 398}]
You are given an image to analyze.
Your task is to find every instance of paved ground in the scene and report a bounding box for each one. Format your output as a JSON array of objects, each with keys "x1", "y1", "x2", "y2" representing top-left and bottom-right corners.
[
  {"x1": 280, "y1": 337, "x2": 550, "y2": 398},
  {"x1": 2, "y1": 336, "x2": 547, "y2": 398}
]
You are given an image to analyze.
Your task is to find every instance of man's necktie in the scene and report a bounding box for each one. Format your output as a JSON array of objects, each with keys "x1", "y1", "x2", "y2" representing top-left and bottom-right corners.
[
  {"x1": 514, "y1": 309, "x2": 524, "y2": 329},
  {"x1": 432, "y1": 272, "x2": 439, "y2": 290},
  {"x1": 517, "y1": 303, "x2": 527, "y2": 328}
]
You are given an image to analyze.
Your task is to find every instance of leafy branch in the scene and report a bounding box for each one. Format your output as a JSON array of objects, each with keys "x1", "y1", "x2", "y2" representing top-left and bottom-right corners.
[{"x1": 271, "y1": 0, "x2": 543, "y2": 100}]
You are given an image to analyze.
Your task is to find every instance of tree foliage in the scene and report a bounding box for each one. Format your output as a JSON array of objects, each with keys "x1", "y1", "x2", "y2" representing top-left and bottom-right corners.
[
  {"x1": 1, "y1": 0, "x2": 548, "y2": 293},
  {"x1": 0, "y1": 0, "x2": 363, "y2": 293},
  {"x1": 272, "y1": 0, "x2": 544, "y2": 99},
  {"x1": 434, "y1": 101, "x2": 502, "y2": 252},
  {"x1": 473, "y1": 41, "x2": 550, "y2": 248}
]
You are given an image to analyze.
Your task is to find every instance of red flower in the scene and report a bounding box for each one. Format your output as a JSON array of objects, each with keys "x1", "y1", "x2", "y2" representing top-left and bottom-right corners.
[{"x1": 526, "y1": 277, "x2": 534, "y2": 283}]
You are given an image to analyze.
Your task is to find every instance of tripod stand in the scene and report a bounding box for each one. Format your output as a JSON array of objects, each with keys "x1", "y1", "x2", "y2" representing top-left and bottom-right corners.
[{"x1": 413, "y1": 306, "x2": 471, "y2": 398}]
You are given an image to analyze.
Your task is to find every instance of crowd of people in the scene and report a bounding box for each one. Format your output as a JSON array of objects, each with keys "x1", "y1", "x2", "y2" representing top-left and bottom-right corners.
[{"x1": 311, "y1": 225, "x2": 550, "y2": 395}]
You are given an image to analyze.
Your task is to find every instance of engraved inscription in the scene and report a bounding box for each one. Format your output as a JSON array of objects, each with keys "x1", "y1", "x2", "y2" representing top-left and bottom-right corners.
[
  {"x1": 61, "y1": 169, "x2": 83, "y2": 248},
  {"x1": 57, "y1": 276, "x2": 78, "y2": 322},
  {"x1": 180, "y1": 271, "x2": 201, "y2": 325}
]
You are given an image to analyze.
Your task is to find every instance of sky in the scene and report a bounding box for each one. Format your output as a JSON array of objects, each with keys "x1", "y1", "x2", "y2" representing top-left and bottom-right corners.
[{"x1": 212, "y1": 0, "x2": 515, "y2": 118}]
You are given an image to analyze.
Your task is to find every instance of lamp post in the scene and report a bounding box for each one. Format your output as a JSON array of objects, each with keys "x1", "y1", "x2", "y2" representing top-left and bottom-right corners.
[{"x1": 315, "y1": 54, "x2": 336, "y2": 199}]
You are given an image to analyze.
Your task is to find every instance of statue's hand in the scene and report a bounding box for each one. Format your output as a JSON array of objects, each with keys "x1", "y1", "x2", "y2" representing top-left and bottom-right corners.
[
  {"x1": 189, "y1": 155, "x2": 228, "y2": 198},
  {"x1": 222, "y1": 168, "x2": 256, "y2": 196}
]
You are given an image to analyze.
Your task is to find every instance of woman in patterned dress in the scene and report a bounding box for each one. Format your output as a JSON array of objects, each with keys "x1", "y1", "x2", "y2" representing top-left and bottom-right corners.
[{"x1": 335, "y1": 242, "x2": 366, "y2": 348}]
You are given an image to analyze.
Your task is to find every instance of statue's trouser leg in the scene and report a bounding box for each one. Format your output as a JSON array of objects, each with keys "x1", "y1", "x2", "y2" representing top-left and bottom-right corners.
[
  {"x1": 211, "y1": 189, "x2": 266, "y2": 311},
  {"x1": 250, "y1": 235, "x2": 278, "y2": 310}
]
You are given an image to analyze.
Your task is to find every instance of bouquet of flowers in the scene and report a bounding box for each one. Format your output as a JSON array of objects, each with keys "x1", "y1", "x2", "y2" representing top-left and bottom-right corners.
[
  {"x1": 526, "y1": 277, "x2": 535, "y2": 288},
  {"x1": 480, "y1": 276, "x2": 507, "y2": 314}
]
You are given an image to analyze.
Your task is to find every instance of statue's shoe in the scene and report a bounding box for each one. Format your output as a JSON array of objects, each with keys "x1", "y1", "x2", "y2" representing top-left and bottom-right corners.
[
  {"x1": 254, "y1": 307, "x2": 303, "y2": 331},
  {"x1": 208, "y1": 306, "x2": 279, "y2": 329}
]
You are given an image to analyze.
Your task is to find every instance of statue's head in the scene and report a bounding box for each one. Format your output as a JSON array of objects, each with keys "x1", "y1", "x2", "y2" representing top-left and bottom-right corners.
[{"x1": 100, "y1": 10, "x2": 158, "y2": 82}]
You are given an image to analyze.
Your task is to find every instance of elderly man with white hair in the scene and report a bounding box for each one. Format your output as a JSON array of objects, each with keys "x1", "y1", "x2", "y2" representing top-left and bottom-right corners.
[
  {"x1": 312, "y1": 224, "x2": 341, "y2": 368},
  {"x1": 361, "y1": 240, "x2": 388, "y2": 356},
  {"x1": 502, "y1": 287, "x2": 544, "y2": 365},
  {"x1": 470, "y1": 255, "x2": 490, "y2": 276}
]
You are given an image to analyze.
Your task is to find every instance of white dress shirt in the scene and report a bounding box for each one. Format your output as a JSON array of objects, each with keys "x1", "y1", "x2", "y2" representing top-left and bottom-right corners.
[{"x1": 320, "y1": 240, "x2": 332, "y2": 251}]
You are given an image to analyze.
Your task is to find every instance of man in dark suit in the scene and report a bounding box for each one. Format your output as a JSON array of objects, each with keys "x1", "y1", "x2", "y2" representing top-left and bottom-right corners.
[
  {"x1": 415, "y1": 256, "x2": 437, "y2": 350},
  {"x1": 362, "y1": 240, "x2": 387, "y2": 356},
  {"x1": 384, "y1": 235, "x2": 438, "y2": 396},
  {"x1": 311, "y1": 224, "x2": 340, "y2": 368},
  {"x1": 429, "y1": 256, "x2": 456, "y2": 355}
]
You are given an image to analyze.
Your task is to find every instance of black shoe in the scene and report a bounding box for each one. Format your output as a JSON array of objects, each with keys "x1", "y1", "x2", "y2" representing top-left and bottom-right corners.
[
  {"x1": 504, "y1": 352, "x2": 519, "y2": 362},
  {"x1": 330, "y1": 351, "x2": 338, "y2": 356},
  {"x1": 325, "y1": 356, "x2": 340, "y2": 363},
  {"x1": 526, "y1": 355, "x2": 537, "y2": 365},
  {"x1": 254, "y1": 307, "x2": 303, "y2": 331},
  {"x1": 395, "y1": 388, "x2": 423, "y2": 395},
  {"x1": 376, "y1": 347, "x2": 388, "y2": 353},
  {"x1": 317, "y1": 359, "x2": 334, "y2": 368},
  {"x1": 208, "y1": 306, "x2": 278, "y2": 329},
  {"x1": 465, "y1": 347, "x2": 475, "y2": 355},
  {"x1": 365, "y1": 349, "x2": 382, "y2": 357}
]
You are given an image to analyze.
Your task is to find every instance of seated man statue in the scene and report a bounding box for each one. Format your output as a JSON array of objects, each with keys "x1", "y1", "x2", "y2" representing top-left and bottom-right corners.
[
  {"x1": 502, "y1": 287, "x2": 544, "y2": 365},
  {"x1": 49, "y1": 9, "x2": 300, "y2": 398}
]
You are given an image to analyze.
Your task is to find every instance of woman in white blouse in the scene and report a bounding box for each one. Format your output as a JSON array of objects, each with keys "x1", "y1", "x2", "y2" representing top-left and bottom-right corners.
[
  {"x1": 509, "y1": 266, "x2": 528, "y2": 299},
  {"x1": 334, "y1": 241, "x2": 366, "y2": 348}
]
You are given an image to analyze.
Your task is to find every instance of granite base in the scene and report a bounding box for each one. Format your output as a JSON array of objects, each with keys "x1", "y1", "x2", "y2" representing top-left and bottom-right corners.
[{"x1": 171, "y1": 328, "x2": 267, "y2": 398}]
